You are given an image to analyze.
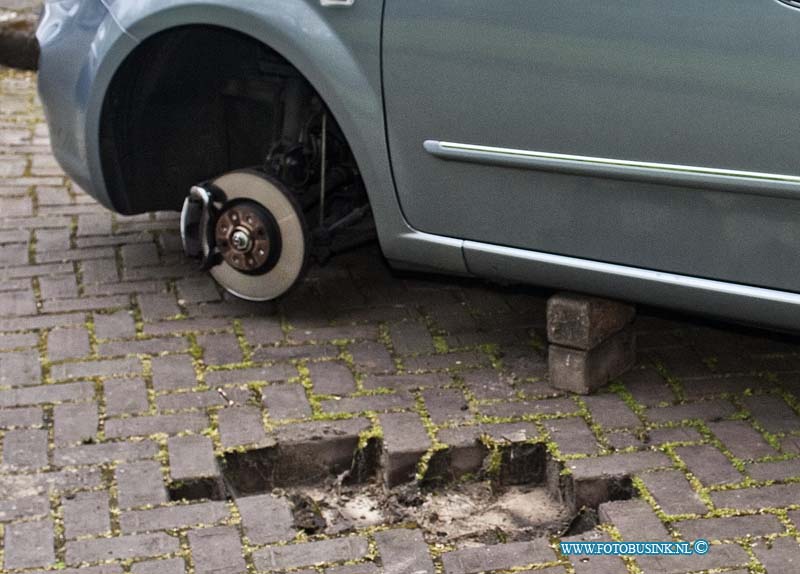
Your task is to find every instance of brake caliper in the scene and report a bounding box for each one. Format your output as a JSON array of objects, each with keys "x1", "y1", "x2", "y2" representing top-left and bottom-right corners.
[{"x1": 180, "y1": 185, "x2": 220, "y2": 270}]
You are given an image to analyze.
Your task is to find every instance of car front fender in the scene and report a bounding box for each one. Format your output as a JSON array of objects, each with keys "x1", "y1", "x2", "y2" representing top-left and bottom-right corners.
[{"x1": 88, "y1": 0, "x2": 467, "y2": 274}]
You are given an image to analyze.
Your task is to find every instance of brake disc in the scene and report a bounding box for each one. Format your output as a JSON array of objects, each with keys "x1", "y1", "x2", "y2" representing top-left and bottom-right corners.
[{"x1": 199, "y1": 170, "x2": 309, "y2": 301}]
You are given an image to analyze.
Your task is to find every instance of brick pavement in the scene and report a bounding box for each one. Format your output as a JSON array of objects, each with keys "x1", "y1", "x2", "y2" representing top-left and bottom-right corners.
[{"x1": 0, "y1": 68, "x2": 799, "y2": 573}]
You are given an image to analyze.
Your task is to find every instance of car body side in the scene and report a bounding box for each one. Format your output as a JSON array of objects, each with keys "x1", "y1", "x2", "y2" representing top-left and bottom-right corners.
[{"x1": 37, "y1": 0, "x2": 800, "y2": 330}]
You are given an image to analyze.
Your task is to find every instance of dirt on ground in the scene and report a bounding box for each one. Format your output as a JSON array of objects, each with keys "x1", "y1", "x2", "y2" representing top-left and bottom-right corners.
[{"x1": 269, "y1": 478, "x2": 574, "y2": 548}]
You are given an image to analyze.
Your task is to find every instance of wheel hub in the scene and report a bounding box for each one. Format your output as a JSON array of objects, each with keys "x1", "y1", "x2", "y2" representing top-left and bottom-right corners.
[{"x1": 215, "y1": 202, "x2": 276, "y2": 274}]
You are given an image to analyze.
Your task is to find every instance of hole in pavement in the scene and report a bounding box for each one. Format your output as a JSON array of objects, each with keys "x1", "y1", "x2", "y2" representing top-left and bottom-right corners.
[
  {"x1": 168, "y1": 428, "x2": 635, "y2": 545},
  {"x1": 168, "y1": 477, "x2": 226, "y2": 503}
]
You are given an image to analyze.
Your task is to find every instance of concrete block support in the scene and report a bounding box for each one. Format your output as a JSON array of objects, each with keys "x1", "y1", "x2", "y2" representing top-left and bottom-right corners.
[{"x1": 547, "y1": 292, "x2": 636, "y2": 394}]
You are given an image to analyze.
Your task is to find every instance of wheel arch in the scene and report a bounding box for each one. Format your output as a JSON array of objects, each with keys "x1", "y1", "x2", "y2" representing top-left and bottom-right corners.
[{"x1": 93, "y1": 2, "x2": 387, "y2": 214}]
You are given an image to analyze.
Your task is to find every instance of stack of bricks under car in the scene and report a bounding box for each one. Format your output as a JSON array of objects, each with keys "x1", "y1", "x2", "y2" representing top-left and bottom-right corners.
[{"x1": 547, "y1": 292, "x2": 636, "y2": 394}]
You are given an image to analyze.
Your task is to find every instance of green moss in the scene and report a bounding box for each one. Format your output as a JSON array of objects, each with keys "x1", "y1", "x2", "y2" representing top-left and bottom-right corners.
[{"x1": 432, "y1": 336, "x2": 449, "y2": 354}]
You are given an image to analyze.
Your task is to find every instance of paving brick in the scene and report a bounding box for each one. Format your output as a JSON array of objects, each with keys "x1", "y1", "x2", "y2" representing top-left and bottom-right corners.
[
  {"x1": 0, "y1": 289, "x2": 36, "y2": 316},
  {"x1": 168, "y1": 435, "x2": 219, "y2": 480},
  {"x1": 781, "y1": 435, "x2": 800, "y2": 454},
  {"x1": 39, "y1": 274, "x2": 78, "y2": 299},
  {"x1": 155, "y1": 387, "x2": 251, "y2": 411},
  {"x1": 0, "y1": 495, "x2": 50, "y2": 521},
  {"x1": 48, "y1": 325, "x2": 91, "y2": 362},
  {"x1": 105, "y1": 412, "x2": 208, "y2": 438},
  {"x1": 204, "y1": 364, "x2": 296, "y2": 386},
  {"x1": 380, "y1": 412, "x2": 432, "y2": 486},
  {"x1": 151, "y1": 354, "x2": 197, "y2": 391},
  {"x1": 308, "y1": 361, "x2": 356, "y2": 395},
  {"x1": 254, "y1": 343, "x2": 339, "y2": 361},
  {"x1": 620, "y1": 367, "x2": 676, "y2": 407},
  {"x1": 3, "y1": 428, "x2": 48, "y2": 468},
  {"x1": 54, "y1": 402, "x2": 97, "y2": 445},
  {"x1": 66, "y1": 533, "x2": 179, "y2": 565},
  {"x1": 0, "y1": 380, "x2": 95, "y2": 407},
  {"x1": 0, "y1": 349, "x2": 40, "y2": 386},
  {"x1": 442, "y1": 539, "x2": 555, "y2": 574},
  {"x1": 638, "y1": 469, "x2": 708, "y2": 516},
  {"x1": 707, "y1": 420, "x2": 776, "y2": 460},
  {"x1": 237, "y1": 494, "x2": 296, "y2": 544},
  {"x1": 321, "y1": 392, "x2": 414, "y2": 415},
  {"x1": 562, "y1": 529, "x2": 627, "y2": 574},
  {"x1": 35, "y1": 228, "x2": 70, "y2": 251},
  {"x1": 598, "y1": 499, "x2": 670, "y2": 540},
  {"x1": 549, "y1": 327, "x2": 636, "y2": 394},
  {"x1": 363, "y1": 373, "x2": 451, "y2": 391},
  {"x1": 742, "y1": 394, "x2": 800, "y2": 433},
  {"x1": 375, "y1": 529, "x2": 434, "y2": 574},
  {"x1": 461, "y1": 369, "x2": 517, "y2": 400},
  {"x1": 350, "y1": 340, "x2": 394, "y2": 374},
  {"x1": 675, "y1": 514, "x2": 784, "y2": 541},
  {"x1": 4, "y1": 518, "x2": 56, "y2": 569},
  {"x1": 81, "y1": 258, "x2": 119, "y2": 284},
  {"x1": 100, "y1": 336, "x2": 188, "y2": 357},
  {"x1": 121, "y1": 501, "x2": 229, "y2": 533},
  {"x1": 0, "y1": 331, "x2": 38, "y2": 350},
  {"x1": 711, "y1": 483, "x2": 800, "y2": 510},
  {"x1": 675, "y1": 445, "x2": 743, "y2": 486},
  {"x1": 483, "y1": 421, "x2": 541, "y2": 444},
  {"x1": 583, "y1": 394, "x2": 641, "y2": 429},
  {"x1": 121, "y1": 243, "x2": 159, "y2": 268},
  {"x1": 105, "y1": 377, "x2": 149, "y2": 415},
  {"x1": 240, "y1": 316, "x2": 284, "y2": 344},
  {"x1": 176, "y1": 277, "x2": 220, "y2": 304},
  {"x1": 480, "y1": 397, "x2": 578, "y2": 418},
  {"x1": 0, "y1": 405, "x2": 42, "y2": 427},
  {"x1": 635, "y1": 543, "x2": 749, "y2": 574},
  {"x1": 0, "y1": 311, "x2": 84, "y2": 332},
  {"x1": 390, "y1": 322, "x2": 435, "y2": 355},
  {"x1": 188, "y1": 526, "x2": 246, "y2": 574},
  {"x1": 746, "y1": 458, "x2": 800, "y2": 481},
  {"x1": 606, "y1": 429, "x2": 644, "y2": 450},
  {"x1": 403, "y1": 350, "x2": 489, "y2": 372},
  {"x1": 646, "y1": 426, "x2": 703, "y2": 445},
  {"x1": 138, "y1": 292, "x2": 181, "y2": 320},
  {"x1": 63, "y1": 490, "x2": 111, "y2": 538},
  {"x1": 54, "y1": 440, "x2": 159, "y2": 466},
  {"x1": 198, "y1": 332, "x2": 243, "y2": 365},
  {"x1": 267, "y1": 418, "x2": 371, "y2": 486},
  {"x1": 254, "y1": 537, "x2": 370, "y2": 570},
  {"x1": 131, "y1": 558, "x2": 186, "y2": 574},
  {"x1": 262, "y1": 383, "x2": 312, "y2": 420},
  {"x1": 645, "y1": 399, "x2": 737, "y2": 423},
  {"x1": 290, "y1": 324, "x2": 378, "y2": 344},
  {"x1": 682, "y1": 375, "x2": 763, "y2": 400},
  {"x1": 94, "y1": 310, "x2": 137, "y2": 339},
  {"x1": 76, "y1": 213, "x2": 112, "y2": 236},
  {"x1": 0, "y1": 468, "x2": 103, "y2": 498},
  {"x1": 326, "y1": 565, "x2": 379, "y2": 574},
  {"x1": 116, "y1": 461, "x2": 167, "y2": 508},
  {"x1": 43, "y1": 293, "x2": 130, "y2": 314},
  {"x1": 752, "y1": 536, "x2": 800, "y2": 574},
  {"x1": 51, "y1": 357, "x2": 141, "y2": 380},
  {"x1": 567, "y1": 451, "x2": 672, "y2": 509},
  {"x1": 217, "y1": 405, "x2": 271, "y2": 449},
  {"x1": 423, "y1": 388, "x2": 471, "y2": 424},
  {"x1": 545, "y1": 417, "x2": 600, "y2": 456},
  {"x1": 547, "y1": 292, "x2": 635, "y2": 350}
]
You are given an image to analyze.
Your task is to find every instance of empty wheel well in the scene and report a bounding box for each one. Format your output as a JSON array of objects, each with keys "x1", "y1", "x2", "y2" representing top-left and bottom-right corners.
[{"x1": 100, "y1": 25, "x2": 354, "y2": 215}]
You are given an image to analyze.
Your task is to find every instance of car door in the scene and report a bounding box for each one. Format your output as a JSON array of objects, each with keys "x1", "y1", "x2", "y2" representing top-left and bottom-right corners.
[{"x1": 382, "y1": 0, "x2": 800, "y2": 291}]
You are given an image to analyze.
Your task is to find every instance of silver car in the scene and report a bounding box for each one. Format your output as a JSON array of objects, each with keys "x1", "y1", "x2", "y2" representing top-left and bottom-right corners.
[{"x1": 37, "y1": 0, "x2": 800, "y2": 329}]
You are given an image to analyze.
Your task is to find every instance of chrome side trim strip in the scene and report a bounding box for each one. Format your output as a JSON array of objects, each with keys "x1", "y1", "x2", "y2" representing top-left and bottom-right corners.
[
  {"x1": 424, "y1": 140, "x2": 800, "y2": 199},
  {"x1": 462, "y1": 240, "x2": 800, "y2": 330},
  {"x1": 467, "y1": 241, "x2": 800, "y2": 305}
]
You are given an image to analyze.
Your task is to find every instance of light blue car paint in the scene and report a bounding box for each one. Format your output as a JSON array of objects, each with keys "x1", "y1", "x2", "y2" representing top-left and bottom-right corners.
[{"x1": 37, "y1": 0, "x2": 800, "y2": 330}]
